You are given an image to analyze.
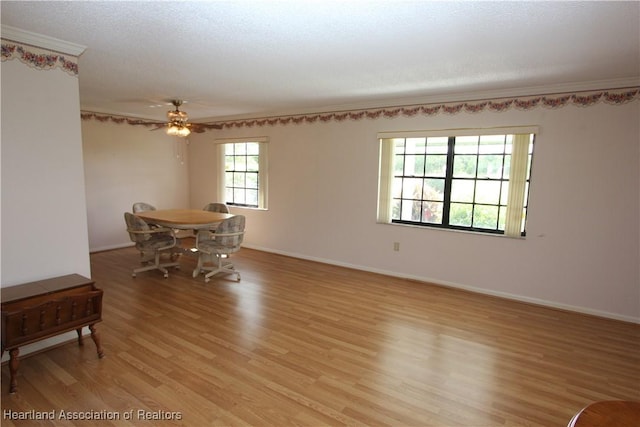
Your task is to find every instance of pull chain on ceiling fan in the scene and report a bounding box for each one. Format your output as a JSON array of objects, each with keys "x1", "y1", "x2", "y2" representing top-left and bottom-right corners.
[{"x1": 166, "y1": 100, "x2": 191, "y2": 137}]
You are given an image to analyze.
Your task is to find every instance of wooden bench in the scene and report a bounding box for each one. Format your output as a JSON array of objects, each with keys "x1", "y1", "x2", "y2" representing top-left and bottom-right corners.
[{"x1": 1, "y1": 274, "x2": 104, "y2": 393}]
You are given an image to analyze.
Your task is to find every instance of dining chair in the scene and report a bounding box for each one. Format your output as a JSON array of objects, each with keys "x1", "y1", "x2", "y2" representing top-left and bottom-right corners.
[
  {"x1": 195, "y1": 202, "x2": 231, "y2": 238},
  {"x1": 192, "y1": 215, "x2": 245, "y2": 282},
  {"x1": 132, "y1": 202, "x2": 156, "y2": 213},
  {"x1": 202, "y1": 202, "x2": 230, "y2": 213},
  {"x1": 124, "y1": 212, "x2": 180, "y2": 278}
]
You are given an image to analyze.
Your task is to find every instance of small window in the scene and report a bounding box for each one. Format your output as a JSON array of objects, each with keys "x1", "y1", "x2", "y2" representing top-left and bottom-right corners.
[
  {"x1": 217, "y1": 138, "x2": 268, "y2": 209},
  {"x1": 378, "y1": 128, "x2": 535, "y2": 237}
]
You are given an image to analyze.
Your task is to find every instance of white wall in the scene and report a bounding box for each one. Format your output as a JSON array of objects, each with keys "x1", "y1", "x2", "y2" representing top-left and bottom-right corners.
[
  {"x1": 186, "y1": 99, "x2": 640, "y2": 322},
  {"x1": 1, "y1": 34, "x2": 90, "y2": 360},
  {"x1": 81, "y1": 91, "x2": 639, "y2": 322},
  {"x1": 81, "y1": 120, "x2": 190, "y2": 251},
  {"x1": 1, "y1": 56, "x2": 90, "y2": 285}
]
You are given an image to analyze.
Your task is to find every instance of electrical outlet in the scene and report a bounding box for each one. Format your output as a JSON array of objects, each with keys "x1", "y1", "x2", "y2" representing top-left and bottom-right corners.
[{"x1": 393, "y1": 242, "x2": 400, "y2": 251}]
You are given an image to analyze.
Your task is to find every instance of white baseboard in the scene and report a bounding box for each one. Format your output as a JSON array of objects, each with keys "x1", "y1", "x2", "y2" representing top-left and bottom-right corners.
[
  {"x1": 90, "y1": 242, "x2": 134, "y2": 253},
  {"x1": 0, "y1": 330, "x2": 88, "y2": 364},
  {"x1": 242, "y1": 243, "x2": 640, "y2": 324}
]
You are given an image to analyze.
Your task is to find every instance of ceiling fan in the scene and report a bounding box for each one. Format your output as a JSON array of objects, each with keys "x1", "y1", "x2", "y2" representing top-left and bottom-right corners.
[
  {"x1": 147, "y1": 99, "x2": 222, "y2": 135},
  {"x1": 165, "y1": 100, "x2": 191, "y2": 137}
]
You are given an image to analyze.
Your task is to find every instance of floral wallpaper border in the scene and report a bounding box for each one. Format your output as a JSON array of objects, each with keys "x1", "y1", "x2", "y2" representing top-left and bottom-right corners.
[
  {"x1": 80, "y1": 113, "x2": 163, "y2": 128},
  {"x1": 81, "y1": 86, "x2": 639, "y2": 132},
  {"x1": 5, "y1": 38, "x2": 637, "y2": 129},
  {"x1": 79, "y1": 113, "x2": 221, "y2": 133},
  {"x1": 215, "y1": 87, "x2": 639, "y2": 129},
  {"x1": 1, "y1": 40, "x2": 79, "y2": 76}
]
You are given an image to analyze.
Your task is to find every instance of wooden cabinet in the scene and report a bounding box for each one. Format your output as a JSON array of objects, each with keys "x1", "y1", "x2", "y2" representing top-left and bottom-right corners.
[{"x1": 1, "y1": 274, "x2": 104, "y2": 393}]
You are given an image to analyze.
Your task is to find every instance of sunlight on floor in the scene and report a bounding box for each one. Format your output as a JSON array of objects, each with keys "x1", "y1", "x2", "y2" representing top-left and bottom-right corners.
[{"x1": 376, "y1": 320, "x2": 498, "y2": 420}]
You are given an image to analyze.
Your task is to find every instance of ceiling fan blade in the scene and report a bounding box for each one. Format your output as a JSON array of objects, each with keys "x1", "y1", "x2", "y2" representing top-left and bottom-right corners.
[{"x1": 191, "y1": 123, "x2": 222, "y2": 132}]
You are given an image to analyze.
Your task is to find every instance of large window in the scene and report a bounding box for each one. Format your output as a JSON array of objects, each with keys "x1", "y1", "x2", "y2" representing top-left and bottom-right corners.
[
  {"x1": 216, "y1": 138, "x2": 268, "y2": 209},
  {"x1": 378, "y1": 128, "x2": 535, "y2": 236}
]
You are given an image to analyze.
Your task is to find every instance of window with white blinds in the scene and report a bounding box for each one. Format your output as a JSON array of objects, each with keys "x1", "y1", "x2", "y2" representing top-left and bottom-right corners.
[{"x1": 377, "y1": 127, "x2": 536, "y2": 237}]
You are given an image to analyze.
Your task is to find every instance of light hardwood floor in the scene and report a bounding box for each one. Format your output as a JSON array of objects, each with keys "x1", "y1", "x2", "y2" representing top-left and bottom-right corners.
[{"x1": 2, "y1": 245, "x2": 639, "y2": 426}]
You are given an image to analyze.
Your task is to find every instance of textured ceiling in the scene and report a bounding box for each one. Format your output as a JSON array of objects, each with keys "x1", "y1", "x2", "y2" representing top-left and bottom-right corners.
[{"x1": 2, "y1": 1, "x2": 639, "y2": 122}]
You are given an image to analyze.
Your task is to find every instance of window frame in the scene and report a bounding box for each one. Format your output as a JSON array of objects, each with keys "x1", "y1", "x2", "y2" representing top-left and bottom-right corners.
[
  {"x1": 378, "y1": 127, "x2": 536, "y2": 237},
  {"x1": 215, "y1": 137, "x2": 268, "y2": 210}
]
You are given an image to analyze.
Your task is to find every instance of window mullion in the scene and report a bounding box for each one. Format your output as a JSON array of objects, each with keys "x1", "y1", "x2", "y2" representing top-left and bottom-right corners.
[
  {"x1": 420, "y1": 138, "x2": 427, "y2": 223},
  {"x1": 498, "y1": 135, "x2": 507, "y2": 230},
  {"x1": 398, "y1": 140, "x2": 407, "y2": 220},
  {"x1": 470, "y1": 136, "x2": 480, "y2": 228},
  {"x1": 442, "y1": 136, "x2": 455, "y2": 225}
]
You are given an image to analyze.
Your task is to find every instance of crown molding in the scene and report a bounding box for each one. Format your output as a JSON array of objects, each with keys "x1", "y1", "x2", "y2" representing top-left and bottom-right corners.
[
  {"x1": 82, "y1": 86, "x2": 639, "y2": 131},
  {"x1": 207, "y1": 77, "x2": 640, "y2": 122},
  {"x1": 1, "y1": 25, "x2": 86, "y2": 56},
  {"x1": 206, "y1": 86, "x2": 639, "y2": 129}
]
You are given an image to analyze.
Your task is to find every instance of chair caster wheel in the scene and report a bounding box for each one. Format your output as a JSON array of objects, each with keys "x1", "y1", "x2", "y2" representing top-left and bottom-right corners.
[
  {"x1": 163, "y1": 273, "x2": 169, "y2": 279},
  {"x1": 132, "y1": 273, "x2": 136, "y2": 278},
  {"x1": 205, "y1": 278, "x2": 211, "y2": 283}
]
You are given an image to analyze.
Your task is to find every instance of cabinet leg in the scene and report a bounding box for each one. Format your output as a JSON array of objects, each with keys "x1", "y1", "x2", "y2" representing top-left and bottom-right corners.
[
  {"x1": 89, "y1": 324, "x2": 105, "y2": 358},
  {"x1": 76, "y1": 328, "x2": 84, "y2": 346},
  {"x1": 8, "y1": 348, "x2": 19, "y2": 394}
]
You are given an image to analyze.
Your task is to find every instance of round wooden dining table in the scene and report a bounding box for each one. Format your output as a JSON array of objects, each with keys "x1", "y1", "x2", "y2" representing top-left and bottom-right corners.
[
  {"x1": 135, "y1": 209, "x2": 234, "y2": 229},
  {"x1": 568, "y1": 400, "x2": 640, "y2": 427}
]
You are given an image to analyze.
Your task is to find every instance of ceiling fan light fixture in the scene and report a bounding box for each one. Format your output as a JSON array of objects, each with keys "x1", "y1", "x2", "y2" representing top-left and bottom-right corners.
[
  {"x1": 167, "y1": 109, "x2": 188, "y2": 122},
  {"x1": 166, "y1": 123, "x2": 191, "y2": 137},
  {"x1": 166, "y1": 100, "x2": 191, "y2": 137}
]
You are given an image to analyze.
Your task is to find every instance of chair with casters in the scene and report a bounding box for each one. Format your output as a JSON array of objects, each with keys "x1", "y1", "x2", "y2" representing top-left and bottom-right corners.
[
  {"x1": 194, "y1": 202, "x2": 231, "y2": 238},
  {"x1": 193, "y1": 215, "x2": 245, "y2": 283},
  {"x1": 132, "y1": 202, "x2": 186, "y2": 254},
  {"x1": 202, "y1": 202, "x2": 230, "y2": 213},
  {"x1": 124, "y1": 212, "x2": 180, "y2": 278},
  {"x1": 132, "y1": 202, "x2": 156, "y2": 213}
]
